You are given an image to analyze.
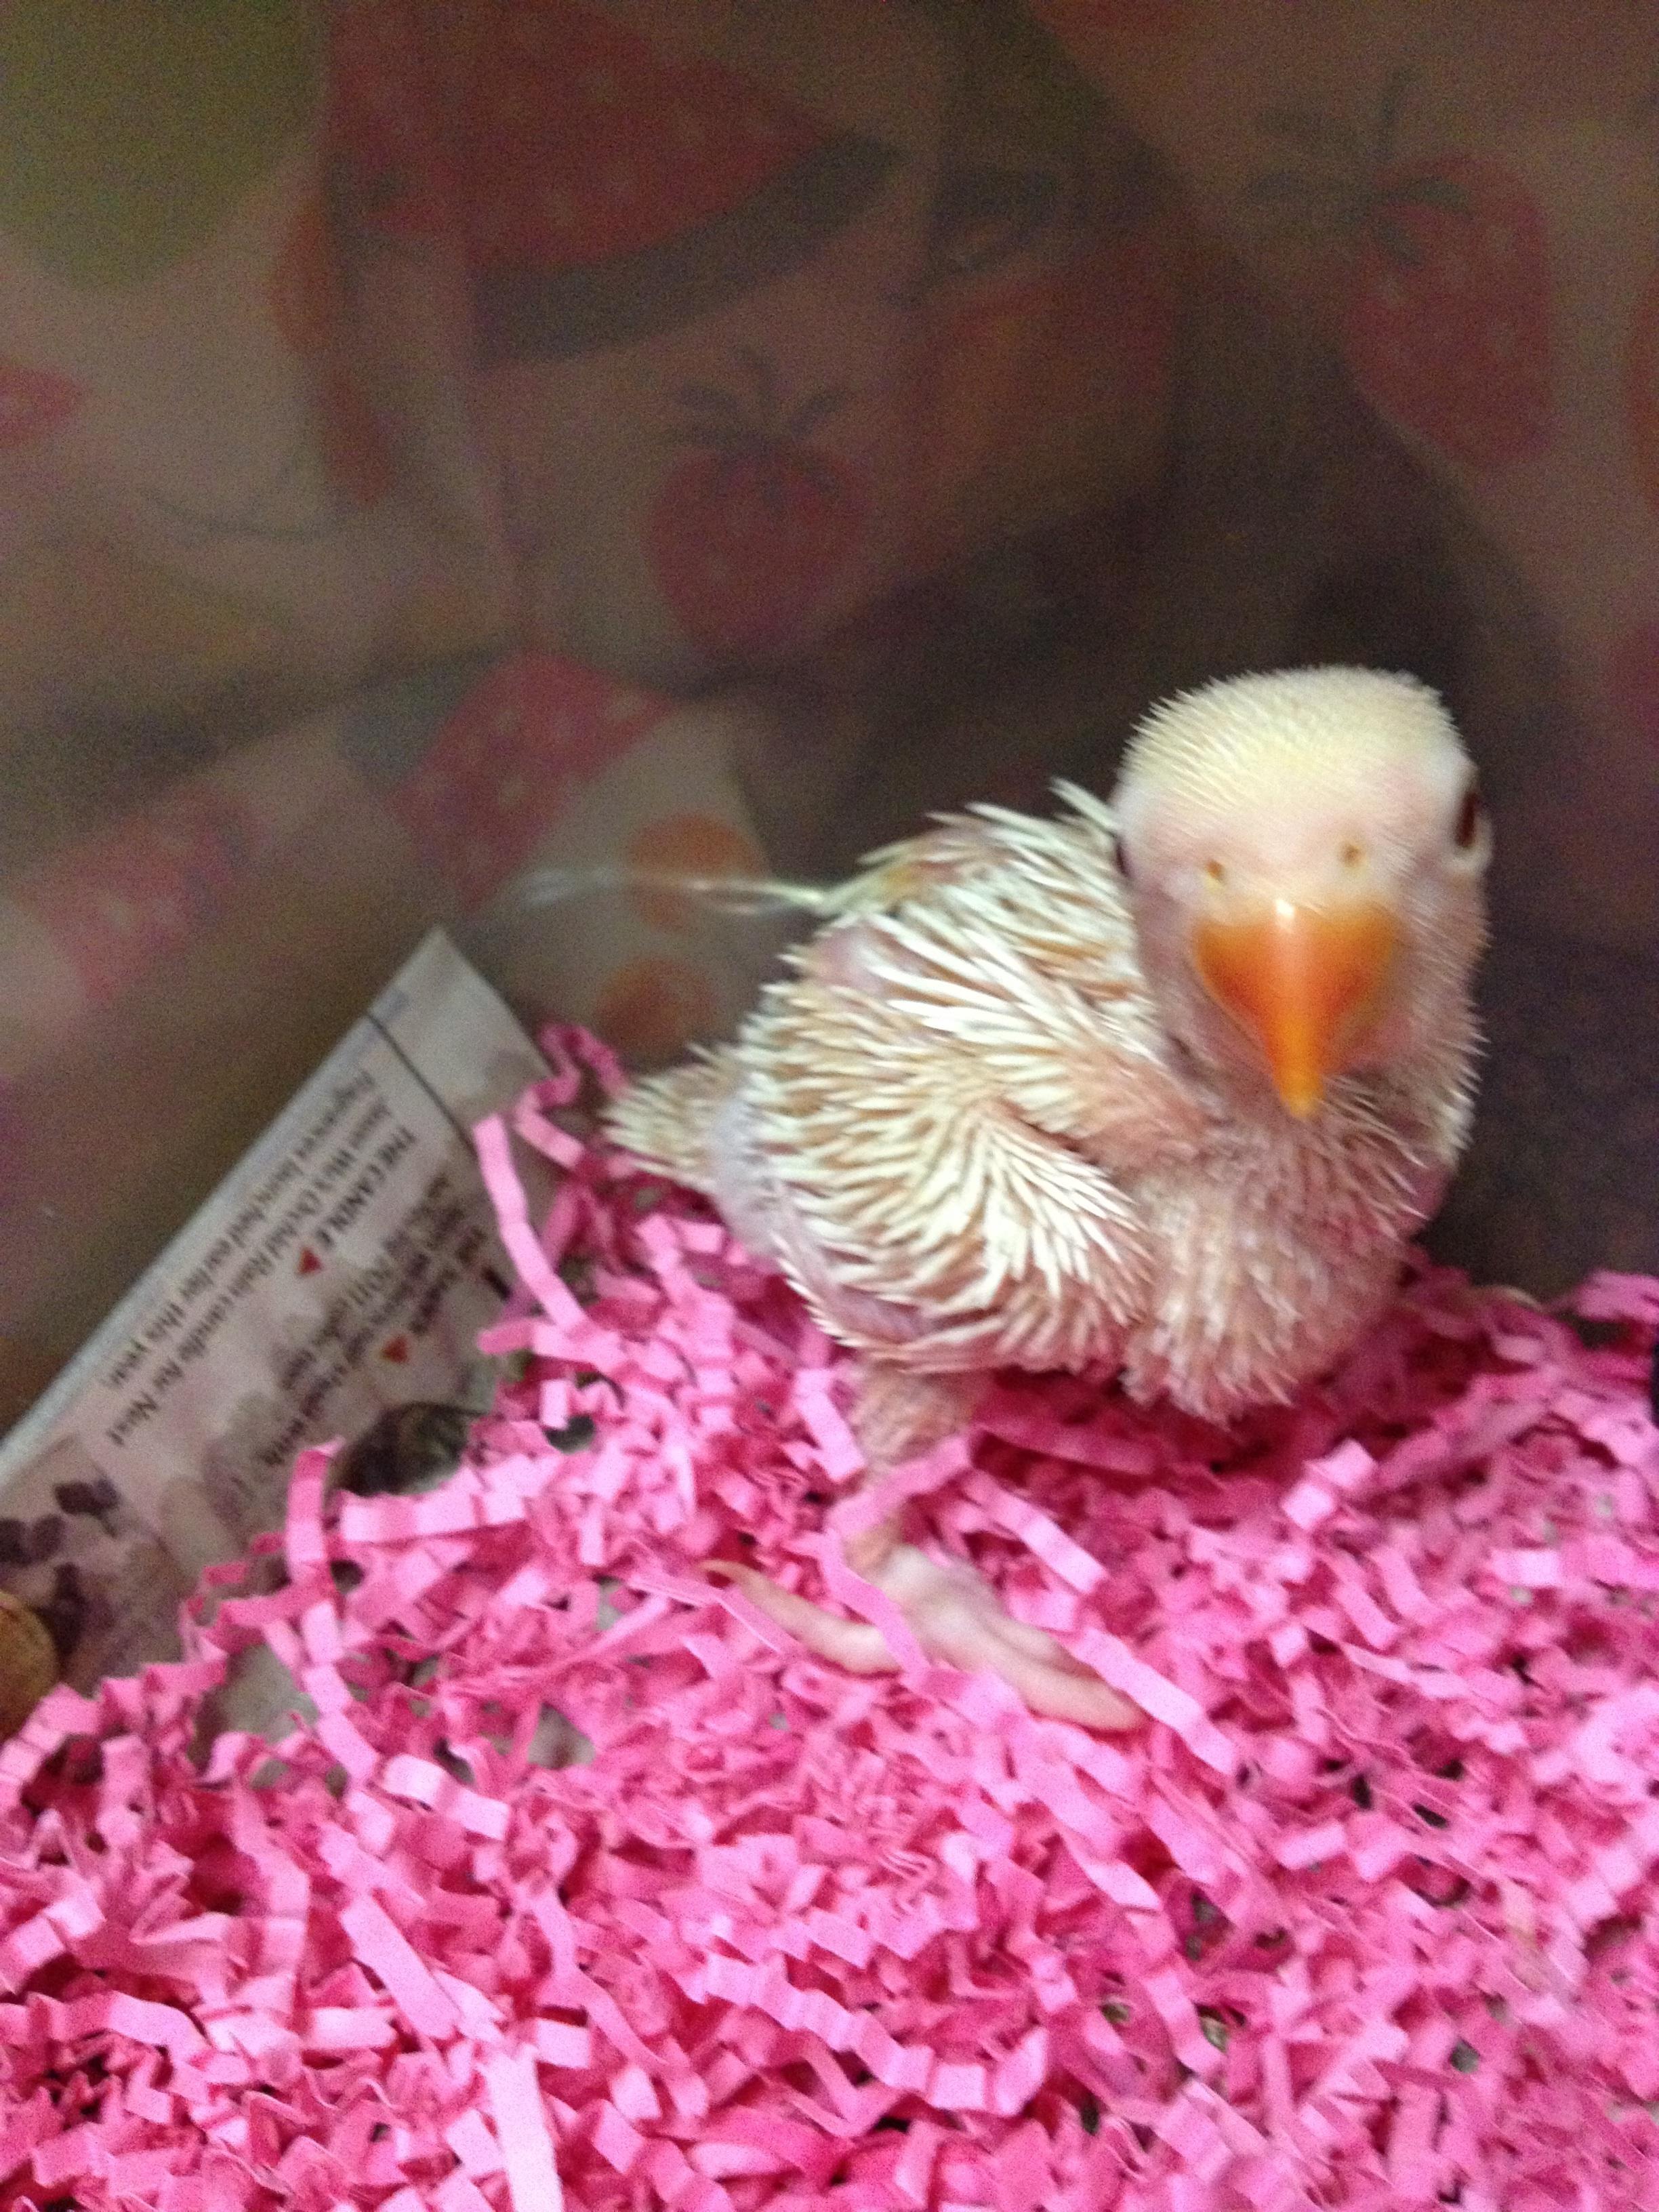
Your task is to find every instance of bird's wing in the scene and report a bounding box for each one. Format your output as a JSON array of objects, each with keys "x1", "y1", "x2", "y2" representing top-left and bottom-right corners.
[
  {"x1": 737, "y1": 960, "x2": 1155, "y2": 1374},
  {"x1": 816, "y1": 800, "x2": 1212, "y2": 1173},
  {"x1": 851, "y1": 903, "x2": 1210, "y2": 1173}
]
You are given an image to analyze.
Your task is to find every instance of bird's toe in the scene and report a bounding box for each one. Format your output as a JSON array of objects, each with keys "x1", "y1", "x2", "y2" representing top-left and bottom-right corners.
[
  {"x1": 705, "y1": 1540, "x2": 1142, "y2": 1731},
  {"x1": 878, "y1": 1543, "x2": 1141, "y2": 1729},
  {"x1": 702, "y1": 1557, "x2": 896, "y2": 1675}
]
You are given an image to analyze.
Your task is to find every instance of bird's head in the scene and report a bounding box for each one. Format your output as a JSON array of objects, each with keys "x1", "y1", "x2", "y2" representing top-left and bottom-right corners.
[{"x1": 1107, "y1": 667, "x2": 1490, "y2": 1120}]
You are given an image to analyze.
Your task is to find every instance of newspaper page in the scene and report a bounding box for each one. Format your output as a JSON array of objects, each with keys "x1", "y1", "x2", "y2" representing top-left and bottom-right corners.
[{"x1": 0, "y1": 931, "x2": 547, "y2": 1706}]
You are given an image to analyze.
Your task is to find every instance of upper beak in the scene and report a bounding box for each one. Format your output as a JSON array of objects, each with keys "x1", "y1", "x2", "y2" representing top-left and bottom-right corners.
[{"x1": 1191, "y1": 897, "x2": 1400, "y2": 1118}]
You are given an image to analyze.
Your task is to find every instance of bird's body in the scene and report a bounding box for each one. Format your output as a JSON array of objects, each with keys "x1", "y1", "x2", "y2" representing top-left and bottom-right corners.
[
  {"x1": 615, "y1": 791, "x2": 1471, "y2": 1425},
  {"x1": 607, "y1": 668, "x2": 1490, "y2": 1723}
]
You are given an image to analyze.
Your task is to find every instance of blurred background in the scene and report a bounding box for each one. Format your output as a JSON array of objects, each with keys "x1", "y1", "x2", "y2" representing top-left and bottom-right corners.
[{"x1": 2, "y1": 0, "x2": 1657, "y2": 1433}]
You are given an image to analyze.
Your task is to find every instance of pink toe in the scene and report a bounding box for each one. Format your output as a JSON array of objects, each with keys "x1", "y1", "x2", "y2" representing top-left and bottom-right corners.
[{"x1": 704, "y1": 1559, "x2": 897, "y2": 1675}]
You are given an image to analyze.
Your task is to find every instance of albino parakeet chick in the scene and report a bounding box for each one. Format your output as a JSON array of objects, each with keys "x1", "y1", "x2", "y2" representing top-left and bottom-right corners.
[{"x1": 606, "y1": 667, "x2": 1490, "y2": 1726}]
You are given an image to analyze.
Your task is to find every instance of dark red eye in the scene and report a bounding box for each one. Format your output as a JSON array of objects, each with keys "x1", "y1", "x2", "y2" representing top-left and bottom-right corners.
[{"x1": 1453, "y1": 778, "x2": 1484, "y2": 851}]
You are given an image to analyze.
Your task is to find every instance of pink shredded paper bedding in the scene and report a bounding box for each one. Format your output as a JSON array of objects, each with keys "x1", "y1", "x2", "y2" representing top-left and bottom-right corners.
[{"x1": 3, "y1": 1031, "x2": 1658, "y2": 2210}]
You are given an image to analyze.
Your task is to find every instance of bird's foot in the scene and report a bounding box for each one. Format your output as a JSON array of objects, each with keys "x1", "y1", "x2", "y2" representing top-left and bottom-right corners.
[{"x1": 707, "y1": 1516, "x2": 1141, "y2": 1731}]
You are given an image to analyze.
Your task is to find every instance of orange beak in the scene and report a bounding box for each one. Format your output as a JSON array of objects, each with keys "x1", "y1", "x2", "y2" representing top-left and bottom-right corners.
[{"x1": 1191, "y1": 898, "x2": 1400, "y2": 1119}]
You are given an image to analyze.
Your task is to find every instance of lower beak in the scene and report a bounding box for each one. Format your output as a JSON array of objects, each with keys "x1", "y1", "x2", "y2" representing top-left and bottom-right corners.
[{"x1": 1191, "y1": 898, "x2": 1400, "y2": 1118}]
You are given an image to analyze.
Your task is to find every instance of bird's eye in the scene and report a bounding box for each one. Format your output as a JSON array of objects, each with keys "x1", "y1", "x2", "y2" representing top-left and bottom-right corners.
[
  {"x1": 1205, "y1": 859, "x2": 1227, "y2": 885},
  {"x1": 1340, "y1": 840, "x2": 1364, "y2": 869},
  {"x1": 1452, "y1": 777, "x2": 1485, "y2": 852},
  {"x1": 1113, "y1": 834, "x2": 1132, "y2": 883}
]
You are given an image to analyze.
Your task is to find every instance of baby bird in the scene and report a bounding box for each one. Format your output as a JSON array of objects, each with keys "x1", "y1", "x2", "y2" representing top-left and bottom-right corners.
[{"x1": 606, "y1": 668, "x2": 1490, "y2": 1725}]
